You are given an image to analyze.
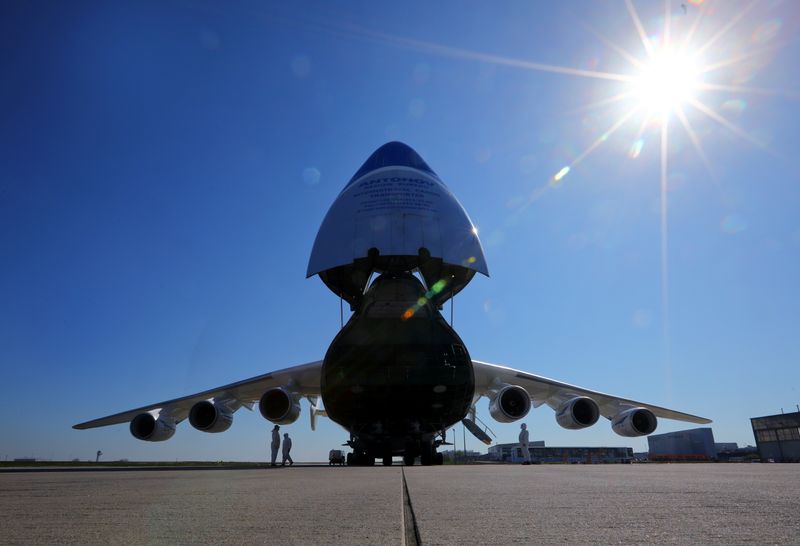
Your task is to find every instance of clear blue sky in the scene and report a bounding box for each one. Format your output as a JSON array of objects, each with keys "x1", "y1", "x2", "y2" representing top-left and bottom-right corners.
[{"x1": 2, "y1": 0, "x2": 798, "y2": 462}]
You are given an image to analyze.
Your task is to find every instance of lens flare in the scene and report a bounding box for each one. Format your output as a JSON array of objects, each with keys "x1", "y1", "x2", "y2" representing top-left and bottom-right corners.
[
  {"x1": 431, "y1": 279, "x2": 448, "y2": 294},
  {"x1": 628, "y1": 138, "x2": 645, "y2": 159},
  {"x1": 751, "y1": 19, "x2": 782, "y2": 45},
  {"x1": 343, "y1": 0, "x2": 791, "y2": 377},
  {"x1": 632, "y1": 47, "x2": 701, "y2": 115},
  {"x1": 401, "y1": 278, "x2": 452, "y2": 320},
  {"x1": 552, "y1": 166, "x2": 570, "y2": 184},
  {"x1": 721, "y1": 99, "x2": 747, "y2": 116}
]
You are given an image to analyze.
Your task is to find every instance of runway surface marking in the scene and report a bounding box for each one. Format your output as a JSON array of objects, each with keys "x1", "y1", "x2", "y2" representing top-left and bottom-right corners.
[{"x1": 401, "y1": 468, "x2": 421, "y2": 546}]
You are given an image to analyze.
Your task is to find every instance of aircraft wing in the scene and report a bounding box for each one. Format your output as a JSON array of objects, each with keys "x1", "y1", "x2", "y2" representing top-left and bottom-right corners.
[
  {"x1": 73, "y1": 360, "x2": 323, "y2": 430},
  {"x1": 472, "y1": 359, "x2": 711, "y2": 424}
]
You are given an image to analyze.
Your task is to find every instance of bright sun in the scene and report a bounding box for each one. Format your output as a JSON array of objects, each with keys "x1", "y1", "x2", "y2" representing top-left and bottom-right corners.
[{"x1": 632, "y1": 46, "x2": 701, "y2": 115}]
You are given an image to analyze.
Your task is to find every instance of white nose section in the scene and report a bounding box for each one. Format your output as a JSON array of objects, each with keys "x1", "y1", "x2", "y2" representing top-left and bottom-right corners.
[{"x1": 307, "y1": 142, "x2": 489, "y2": 287}]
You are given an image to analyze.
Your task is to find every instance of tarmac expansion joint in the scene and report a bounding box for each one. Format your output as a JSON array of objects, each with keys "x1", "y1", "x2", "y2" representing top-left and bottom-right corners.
[{"x1": 401, "y1": 468, "x2": 422, "y2": 546}]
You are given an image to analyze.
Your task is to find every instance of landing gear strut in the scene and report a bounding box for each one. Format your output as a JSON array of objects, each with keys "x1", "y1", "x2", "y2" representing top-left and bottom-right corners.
[{"x1": 405, "y1": 439, "x2": 444, "y2": 466}]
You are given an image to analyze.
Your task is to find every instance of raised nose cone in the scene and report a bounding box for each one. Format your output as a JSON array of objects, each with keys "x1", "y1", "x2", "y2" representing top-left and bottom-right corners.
[
  {"x1": 308, "y1": 142, "x2": 488, "y2": 302},
  {"x1": 345, "y1": 141, "x2": 437, "y2": 189}
]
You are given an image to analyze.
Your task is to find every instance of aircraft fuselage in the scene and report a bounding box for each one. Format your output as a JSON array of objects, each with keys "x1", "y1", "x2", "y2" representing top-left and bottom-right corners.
[{"x1": 321, "y1": 273, "x2": 474, "y2": 462}]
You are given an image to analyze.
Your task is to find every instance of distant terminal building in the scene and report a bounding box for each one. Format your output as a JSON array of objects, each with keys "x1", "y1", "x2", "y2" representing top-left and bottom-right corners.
[
  {"x1": 751, "y1": 410, "x2": 800, "y2": 463},
  {"x1": 489, "y1": 441, "x2": 545, "y2": 462},
  {"x1": 648, "y1": 428, "x2": 717, "y2": 461},
  {"x1": 441, "y1": 449, "x2": 483, "y2": 462},
  {"x1": 714, "y1": 442, "x2": 738, "y2": 453},
  {"x1": 489, "y1": 443, "x2": 632, "y2": 464}
]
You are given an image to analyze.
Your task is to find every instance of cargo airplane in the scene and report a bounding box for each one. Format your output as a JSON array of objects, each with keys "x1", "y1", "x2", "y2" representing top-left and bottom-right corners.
[{"x1": 74, "y1": 142, "x2": 710, "y2": 465}]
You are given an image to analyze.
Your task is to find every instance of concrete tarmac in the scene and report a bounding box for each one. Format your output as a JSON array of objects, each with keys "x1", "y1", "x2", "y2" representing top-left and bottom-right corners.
[
  {"x1": 403, "y1": 464, "x2": 799, "y2": 545},
  {"x1": 1, "y1": 464, "x2": 797, "y2": 545}
]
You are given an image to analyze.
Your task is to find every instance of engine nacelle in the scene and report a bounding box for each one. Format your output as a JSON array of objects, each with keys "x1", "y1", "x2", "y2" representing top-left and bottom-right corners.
[
  {"x1": 130, "y1": 413, "x2": 176, "y2": 442},
  {"x1": 611, "y1": 407, "x2": 658, "y2": 437},
  {"x1": 189, "y1": 400, "x2": 234, "y2": 433},
  {"x1": 259, "y1": 387, "x2": 301, "y2": 425},
  {"x1": 488, "y1": 385, "x2": 531, "y2": 423},
  {"x1": 555, "y1": 396, "x2": 600, "y2": 429}
]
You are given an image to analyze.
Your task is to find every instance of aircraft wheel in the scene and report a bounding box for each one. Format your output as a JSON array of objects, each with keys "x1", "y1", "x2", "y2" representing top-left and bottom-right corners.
[
  {"x1": 435, "y1": 452, "x2": 444, "y2": 465},
  {"x1": 420, "y1": 443, "x2": 434, "y2": 466},
  {"x1": 346, "y1": 452, "x2": 354, "y2": 466},
  {"x1": 403, "y1": 453, "x2": 415, "y2": 466},
  {"x1": 382, "y1": 455, "x2": 392, "y2": 466}
]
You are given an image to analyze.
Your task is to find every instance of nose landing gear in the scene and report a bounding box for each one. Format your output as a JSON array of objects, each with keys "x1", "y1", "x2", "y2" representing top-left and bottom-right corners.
[
  {"x1": 403, "y1": 438, "x2": 444, "y2": 466},
  {"x1": 345, "y1": 434, "x2": 446, "y2": 466}
]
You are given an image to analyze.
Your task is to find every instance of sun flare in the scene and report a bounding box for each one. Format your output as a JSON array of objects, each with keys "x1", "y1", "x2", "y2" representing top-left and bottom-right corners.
[{"x1": 632, "y1": 46, "x2": 701, "y2": 116}]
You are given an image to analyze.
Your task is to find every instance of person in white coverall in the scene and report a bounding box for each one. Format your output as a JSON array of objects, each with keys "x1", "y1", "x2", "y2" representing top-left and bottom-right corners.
[
  {"x1": 270, "y1": 425, "x2": 280, "y2": 466},
  {"x1": 282, "y1": 433, "x2": 294, "y2": 466},
  {"x1": 519, "y1": 423, "x2": 531, "y2": 465}
]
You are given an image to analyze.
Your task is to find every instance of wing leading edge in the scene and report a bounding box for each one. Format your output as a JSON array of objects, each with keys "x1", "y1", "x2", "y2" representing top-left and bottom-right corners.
[
  {"x1": 73, "y1": 360, "x2": 323, "y2": 430},
  {"x1": 472, "y1": 359, "x2": 711, "y2": 425}
]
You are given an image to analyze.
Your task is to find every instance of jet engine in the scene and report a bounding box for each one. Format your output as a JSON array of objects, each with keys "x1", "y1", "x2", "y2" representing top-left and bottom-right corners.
[
  {"x1": 488, "y1": 385, "x2": 531, "y2": 423},
  {"x1": 130, "y1": 413, "x2": 176, "y2": 442},
  {"x1": 189, "y1": 400, "x2": 234, "y2": 433},
  {"x1": 259, "y1": 387, "x2": 301, "y2": 424},
  {"x1": 611, "y1": 407, "x2": 657, "y2": 437},
  {"x1": 555, "y1": 396, "x2": 600, "y2": 429}
]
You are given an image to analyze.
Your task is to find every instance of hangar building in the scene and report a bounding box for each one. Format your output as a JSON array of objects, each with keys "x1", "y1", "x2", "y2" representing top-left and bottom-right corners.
[
  {"x1": 751, "y1": 410, "x2": 800, "y2": 463},
  {"x1": 647, "y1": 427, "x2": 717, "y2": 461}
]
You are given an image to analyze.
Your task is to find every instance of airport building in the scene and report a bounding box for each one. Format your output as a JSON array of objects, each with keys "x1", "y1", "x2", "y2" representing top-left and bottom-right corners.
[
  {"x1": 488, "y1": 441, "x2": 545, "y2": 462},
  {"x1": 647, "y1": 427, "x2": 717, "y2": 461},
  {"x1": 441, "y1": 449, "x2": 483, "y2": 462},
  {"x1": 715, "y1": 445, "x2": 759, "y2": 462},
  {"x1": 489, "y1": 443, "x2": 632, "y2": 464},
  {"x1": 750, "y1": 410, "x2": 800, "y2": 463}
]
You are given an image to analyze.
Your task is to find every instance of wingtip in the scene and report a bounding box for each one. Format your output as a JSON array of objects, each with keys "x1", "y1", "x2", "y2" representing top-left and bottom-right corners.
[{"x1": 73, "y1": 422, "x2": 93, "y2": 430}]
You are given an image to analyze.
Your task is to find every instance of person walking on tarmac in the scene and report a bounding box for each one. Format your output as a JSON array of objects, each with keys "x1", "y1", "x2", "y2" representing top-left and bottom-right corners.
[
  {"x1": 270, "y1": 425, "x2": 281, "y2": 467},
  {"x1": 519, "y1": 423, "x2": 531, "y2": 465},
  {"x1": 282, "y1": 432, "x2": 294, "y2": 466}
]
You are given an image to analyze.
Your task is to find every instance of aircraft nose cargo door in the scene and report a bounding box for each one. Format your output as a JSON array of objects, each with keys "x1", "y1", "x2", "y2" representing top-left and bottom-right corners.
[{"x1": 307, "y1": 141, "x2": 489, "y2": 305}]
